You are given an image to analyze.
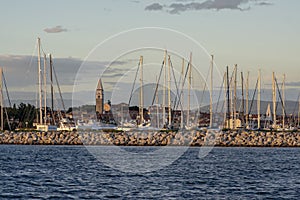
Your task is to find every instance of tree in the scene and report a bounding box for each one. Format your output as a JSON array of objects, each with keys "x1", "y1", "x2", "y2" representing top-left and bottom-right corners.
[{"x1": 4, "y1": 103, "x2": 36, "y2": 130}]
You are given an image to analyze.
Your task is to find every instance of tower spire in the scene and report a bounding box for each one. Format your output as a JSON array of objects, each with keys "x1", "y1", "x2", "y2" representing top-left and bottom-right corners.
[{"x1": 96, "y1": 78, "x2": 104, "y2": 118}]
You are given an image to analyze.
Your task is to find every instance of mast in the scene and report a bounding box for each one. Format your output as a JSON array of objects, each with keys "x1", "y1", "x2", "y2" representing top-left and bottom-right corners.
[
  {"x1": 163, "y1": 50, "x2": 167, "y2": 127},
  {"x1": 209, "y1": 55, "x2": 214, "y2": 128},
  {"x1": 0, "y1": 68, "x2": 3, "y2": 131},
  {"x1": 298, "y1": 98, "x2": 300, "y2": 128},
  {"x1": 187, "y1": 52, "x2": 192, "y2": 126},
  {"x1": 50, "y1": 54, "x2": 54, "y2": 114},
  {"x1": 156, "y1": 76, "x2": 160, "y2": 128},
  {"x1": 121, "y1": 104, "x2": 124, "y2": 127},
  {"x1": 139, "y1": 56, "x2": 144, "y2": 123},
  {"x1": 272, "y1": 72, "x2": 277, "y2": 128},
  {"x1": 223, "y1": 72, "x2": 227, "y2": 128},
  {"x1": 180, "y1": 58, "x2": 184, "y2": 129},
  {"x1": 257, "y1": 69, "x2": 261, "y2": 129},
  {"x1": 230, "y1": 75, "x2": 234, "y2": 128},
  {"x1": 43, "y1": 53, "x2": 47, "y2": 125},
  {"x1": 37, "y1": 38, "x2": 42, "y2": 124},
  {"x1": 282, "y1": 74, "x2": 286, "y2": 129},
  {"x1": 226, "y1": 66, "x2": 230, "y2": 129},
  {"x1": 241, "y1": 71, "x2": 245, "y2": 128},
  {"x1": 246, "y1": 71, "x2": 249, "y2": 129},
  {"x1": 168, "y1": 55, "x2": 172, "y2": 127},
  {"x1": 233, "y1": 64, "x2": 237, "y2": 129}
]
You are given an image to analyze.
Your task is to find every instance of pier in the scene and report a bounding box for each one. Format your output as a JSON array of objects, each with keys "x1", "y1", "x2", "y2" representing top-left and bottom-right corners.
[{"x1": 1, "y1": 130, "x2": 300, "y2": 147}]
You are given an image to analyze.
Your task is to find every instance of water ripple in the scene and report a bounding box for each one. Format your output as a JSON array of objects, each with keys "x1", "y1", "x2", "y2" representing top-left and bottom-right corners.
[{"x1": 0, "y1": 146, "x2": 299, "y2": 199}]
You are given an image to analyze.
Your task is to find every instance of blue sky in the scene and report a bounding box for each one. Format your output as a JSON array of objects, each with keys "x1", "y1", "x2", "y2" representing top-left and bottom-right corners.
[{"x1": 0, "y1": 0, "x2": 300, "y2": 106}]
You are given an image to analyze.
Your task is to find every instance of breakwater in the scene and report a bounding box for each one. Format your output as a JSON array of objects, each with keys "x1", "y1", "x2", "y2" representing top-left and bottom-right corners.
[{"x1": 1, "y1": 130, "x2": 300, "y2": 147}]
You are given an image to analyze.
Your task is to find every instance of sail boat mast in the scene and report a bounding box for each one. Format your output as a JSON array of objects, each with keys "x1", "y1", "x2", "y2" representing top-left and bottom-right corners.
[
  {"x1": 226, "y1": 66, "x2": 230, "y2": 129},
  {"x1": 298, "y1": 98, "x2": 300, "y2": 128},
  {"x1": 139, "y1": 56, "x2": 144, "y2": 123},
  {"x1": 187, "y1": 52, "x2": 192, "y2": 126},
  {"x1": 37, "y1": 38, "x2": 43, "y2": 124},
  {"x1": 156, "y1": 76, "x2": 160, "y2": 128},
  {"x1": 209, "y1": 55, "x2": 214, "y2": 128},
  {"x1": 180, "y1": 58, "x2": 184, "y2": 129},
  {"x1": 50, "y1": 54, "x2": 54, "y2": 114},
  {"x1": 241, "y1": 71, "x2": 245, "y2": 128},
  {"x1": 272, "y1": 72, "x2": 277, "y2": 128},
  {"x1": 0, "y1": 68, "x2": 3, "y2": 130},
  {"x1": 163, "y1": 50, "x2": 167, "y2": 127},
  {"x1": 282, "y1": 74, "x2": 286, "y2": 129},
  {"x1": 43, "y1": 54, "x2": 47, "y2": 125},
  {"x1": 223, "y1": 72, "x2": 227, "y2": 128},
  {"x1": 233, "y1": 64, "x2": 237, "y2": 129},
  {"x1": 257, "y1": 69, "x2": 261, "y2": 129},
  {"x1": 245, "y1": 71, "x2": 249, "y2": 129},
  {"x1": 168, "y1": 55, "x2": 172, "y2": 127}
]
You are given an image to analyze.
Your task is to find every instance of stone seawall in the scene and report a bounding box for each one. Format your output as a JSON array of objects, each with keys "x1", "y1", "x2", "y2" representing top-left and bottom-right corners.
[{"x1": 1, "y1": 130, "x2": 300, "y2": 147}]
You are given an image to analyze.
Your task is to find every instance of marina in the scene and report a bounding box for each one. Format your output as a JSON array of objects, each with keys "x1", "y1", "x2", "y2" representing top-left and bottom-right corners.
[
  {"x1": 1, "y1": 43, "x2": 300, "y2": 147},
  {"x1": 75, "y1": 54, "x2": 300, "y2": 133},
  {"x1": 0, "y1": 38, "x2": 300, "y2": 135},
  {"x1": 1, "y1": 1, "x2": 300, "y2": 199}
]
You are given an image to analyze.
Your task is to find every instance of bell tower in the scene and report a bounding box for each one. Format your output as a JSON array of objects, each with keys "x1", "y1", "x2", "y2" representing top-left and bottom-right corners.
[{"x1": 96, "y1": 78, "x2": 104, "y2": 116}]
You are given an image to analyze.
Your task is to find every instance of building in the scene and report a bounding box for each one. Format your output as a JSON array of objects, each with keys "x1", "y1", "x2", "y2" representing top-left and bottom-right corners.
[{"x1": 96, "y1": 78, "x2": 104, "y2": 117}]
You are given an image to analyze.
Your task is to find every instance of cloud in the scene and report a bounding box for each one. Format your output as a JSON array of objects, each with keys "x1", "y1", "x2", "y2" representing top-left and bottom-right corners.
[
  {"x1": 0, "y1": 54, "x2": 133, "y2": 93},
  {"x1": 145, "y1": 0, "x2": 273, "y2": 14},
  {"x1": 257, "y1": 2, "x2": 273, "y2": 6},
  {"x1": 145, "y1": 3, "x2": 163, "y2": 11},
  {"x1": 44, "y1": 25, "x2": 68, "y2": 33},
  {"x1": 0, "y1": 55, "x2": 81, "y2": 91},
  {"x1": 169, "y1": 0, "x2": 250, "y2": 14}
]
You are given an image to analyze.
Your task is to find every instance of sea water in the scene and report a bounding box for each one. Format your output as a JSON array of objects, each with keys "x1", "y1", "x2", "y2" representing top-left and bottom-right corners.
[{"x1": 0, "y1": 145, "x2": 299, "y2": 199}]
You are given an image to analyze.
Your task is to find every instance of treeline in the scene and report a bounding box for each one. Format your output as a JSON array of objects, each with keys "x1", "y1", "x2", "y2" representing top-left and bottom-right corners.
[
  {"x1": 3, "y1": 103, "x2": 36, "y2": 130},
  {"x1": 2, "y1": 103, "x2": 75, "y2": 130},
  {"x1": 0, "y1": 103, "x2": 94, "y2": 130}
]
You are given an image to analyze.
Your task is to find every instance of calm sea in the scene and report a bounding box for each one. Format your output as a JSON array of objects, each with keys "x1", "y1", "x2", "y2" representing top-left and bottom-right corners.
[{"x1": 0, "y1": 145, "x2": 299, "y2": 199}]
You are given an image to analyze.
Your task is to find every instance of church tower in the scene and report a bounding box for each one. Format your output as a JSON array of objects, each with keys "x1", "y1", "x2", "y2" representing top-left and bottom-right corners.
[{"x1": 96, "y1": 78, "x2": 104, "y2": 115}]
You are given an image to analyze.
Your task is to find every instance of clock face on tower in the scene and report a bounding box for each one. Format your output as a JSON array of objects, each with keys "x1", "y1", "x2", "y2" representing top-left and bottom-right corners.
[{"x1": 104, "y1": 103, "x2": 111, "y2": 112}]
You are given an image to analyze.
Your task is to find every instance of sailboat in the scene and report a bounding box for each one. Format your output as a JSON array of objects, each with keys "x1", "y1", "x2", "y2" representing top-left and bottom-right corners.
[
  {"x1": 204, "y1": 55, "x2": 220, "y2": 131},
  {"x1": 0, "y1": 68, "x2": 9, "y2": 131},
  {"x1": 57, "y1": 117, "x2": 77, "y2": 131},
  {"x1": 145, "y1": 50, "x2": 183, "y2": 131},
  {"x1": 35, "y1": 38, "x2": 57, "y2": 132},
  {"x1": 263, "y1": 103, "x2": 272, "y2": 130},
  {"x1": 125, "y1": 51, "x2": 180, "y2": 131},
  {"x1": 116, "y1": 104, "x2": 136, "y2": 131},
  {"x1": 185, "y1": 52, "x2": 197, "y2": 130},
  {"x1": 34, "y1": 38, "x2": 76, "y2": 132},
  {"x1": 51, "y1": 54, "x2": 76, "y2": 132},
  {"x1": 134, "y1": 55, "x2": 162, "y2": 131}
]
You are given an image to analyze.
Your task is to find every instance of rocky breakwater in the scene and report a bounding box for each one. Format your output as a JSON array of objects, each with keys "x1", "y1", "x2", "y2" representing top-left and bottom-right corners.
[
  {"x1": 0, "y1": 130, "x2": 215, "y2": 146},
  {"x1": 219, "y1": 130, "x2": 300, "y2": 147},
  {"x1": 0, "y1": 130, "x2": 300, "y2": 147},
  {"x1": 0, "y1": 131, "x2": 83, "y2": 145}
]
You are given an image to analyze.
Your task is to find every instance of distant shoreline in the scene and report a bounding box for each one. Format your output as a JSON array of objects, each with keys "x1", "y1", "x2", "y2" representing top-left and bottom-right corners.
[{"x1": 1, "y1": 130, "x2": 300, "y2": 147}]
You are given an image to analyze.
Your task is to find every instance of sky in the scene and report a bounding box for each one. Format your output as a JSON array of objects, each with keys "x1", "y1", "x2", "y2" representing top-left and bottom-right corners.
[{"x1": 0, "y1": 0, "x2": 300, "y2": 107}]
